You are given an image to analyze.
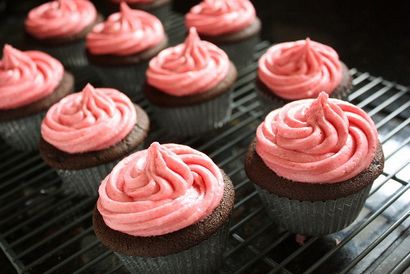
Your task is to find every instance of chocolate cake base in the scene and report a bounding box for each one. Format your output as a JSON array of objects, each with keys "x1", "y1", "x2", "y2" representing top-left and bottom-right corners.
[
  {"x1": 39, "y1": 104, "x2": 150, "y2": 170},
  {"x1": 245, "y1": 139, "x2": 384, "y2": 201},
  {"x1": 144, "y1": 62, "x2": 237, "y2": 107},
  {"x1": 105, "y1": 0, "x2": 172, "y2": 23},
  {"x1": 93, "y1": 172, "x2": 235, "y2": 257},
  {"x1": 256, "y1": 63, "x2": 353, "y2": 113},
  {"x1": 0, "y1": 72, "x2": 74, "y2": 122}
]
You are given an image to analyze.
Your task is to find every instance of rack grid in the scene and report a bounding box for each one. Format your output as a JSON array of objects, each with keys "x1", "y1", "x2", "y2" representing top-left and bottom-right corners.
[{"x1": 0, "y1": 13, "x2": 410, "y2": 274}]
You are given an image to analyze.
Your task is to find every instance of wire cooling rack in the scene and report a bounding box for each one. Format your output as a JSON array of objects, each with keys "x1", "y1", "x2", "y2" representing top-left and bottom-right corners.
[{"x1": 0, "y1": 13, "x2": 410, "y2": 274}]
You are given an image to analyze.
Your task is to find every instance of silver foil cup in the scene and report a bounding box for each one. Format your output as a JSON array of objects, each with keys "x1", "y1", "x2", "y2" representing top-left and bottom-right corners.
[
  {"x1": 219, "y1": 35, "x2": 260, "y2": 71},
  {"x1": 115, "y1": 221, "x2": 230, "y2": 274},
  {"x1": 255, "y1": 183, "x2": 373, "y2": 235},
  {"x1": 93, "y1": 62, "x2": 148, "y2": 99},
  {"x1": 56, "y1": 161, "x2": 118, "y2": 197},
  {"x1": 255, "y1": 84, "x2": 286, "y2": 115},
  {"x1": 151, "y1": 91, "x2": 232, "y2": 137},
  {"x1": 147, "y1": 2, "x2": 171, "y2": 26},
  {"x1": 0, "y1": 112, "x2": 44, "y2": 151},
  {"x1": 38, "y1": 41, "x2": 88, "y2": 68}
]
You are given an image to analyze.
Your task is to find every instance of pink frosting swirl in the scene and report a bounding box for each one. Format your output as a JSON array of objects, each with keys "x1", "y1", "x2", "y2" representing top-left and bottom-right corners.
[
  {"x1": 97, "y1": 142, "x2": 225, "y2": 237},
  {"x1": 256, "y1": 92, "x2": 378, "y2": 183},
  {"x1": 86, "y1": 2, "x2": 165, "y2": 56},
  {"x1": 185, "y1": 0, "x2": 256, "y2": 36},
  {"x1": 41, "y1": 84, "x2": 136, "y2": 154},
  {"x1": 258, "y1": 38, "x2": 343, "y2": 100},
  {"x1": 25, "y1": 0, "x2": 97, "y2": 39},
  {"x1": 0, "y1": 45, "x2": 63, "y2": 110},
  {"x1": 146, "y1": 27, "x2": 229, "y2": 96}
]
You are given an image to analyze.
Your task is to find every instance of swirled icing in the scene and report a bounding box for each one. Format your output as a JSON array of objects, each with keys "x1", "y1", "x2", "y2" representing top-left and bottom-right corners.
[
  {"x1": 25, "y1": 0, "x2": 97, "y2": 39},
  {"x1": 258, "y1": 38, "x2": 343, "y2": 100},
  {"x1": 41, "y1": 84, "x2": 136, "y2": 154},
  {"x1": 146, "y1": 27, "x2": 229, "y2": 96},
  {"x1": 86, "y1": 2, "x2": 165, "y2": 56},
  {"x1": 256, "y1": 92, "x2": 378, "y2": 183},
  {"x1": 185, "y1": 0, "x2": 256, "y2": 36},
  {"x1": 0, "y1": 45, "x2": 64, "y2": 110},
  {"x1": 97, "y1": 142, "x2": 225, "y2": 237}
]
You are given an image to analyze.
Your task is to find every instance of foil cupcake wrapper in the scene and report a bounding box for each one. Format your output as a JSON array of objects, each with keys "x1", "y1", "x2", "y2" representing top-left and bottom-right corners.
[
  {"x1": 115, "y1": 221, "x2": 230, "y2": 274},
  {"x1": 56, "y1": 161, "x2": 119, "y2": 197},
  {"x1": 0, "y1": 112, "x2": 44, "y2": 151},
  {"x1": 37, "y1": 41, "x2": 88, "y2": 68},
  {"x1": 219, "y1": 35, "x2": 260, "y2": 71},
  {"x1": 151, "y1": 91, "x2": 232, "y2": 137},
  {"x1": 93, "y1": 62, "x2": 148, "y2": 99},
  {"x1": 255, "y1": 183, "x2": 372, "y2": 236},
  {"x1": 255, "y1": 84, "x2": 287, "y2": 115},
  {"x1": 148, "y1": 2, "x2": 171, "y2": 26}
]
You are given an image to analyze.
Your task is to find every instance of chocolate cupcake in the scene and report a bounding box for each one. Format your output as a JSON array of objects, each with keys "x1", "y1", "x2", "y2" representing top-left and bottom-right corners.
[
  {"x1": 86, "y1": 2, "x2": 168, "y2": 99},
  {"x1": 25, "y1": 0, "x2": 102, "y2": 67},
  {"x1": 39, "y1": 84, "x2": 150, "y2": 196},
  {"x1": 185, "y1": 0, "x2": 261, "y2": 70},
  {"x1": 144, "y1": 27, "x2": 237, "y2": 137},
  {"x1": 256, "y1": 38, "x2": 352, "y2": 113},
  {"x1": 93, "y1": 142, "x2": 235, "y2": 274},
  {"x1": 0, "y1": 45, "x2": 74, "y2": 151},
  {"x1": 104, "y1": 0, "x2": 172, "y2": 24},
  {"x1": 245, "y1": 92, "x2": 384, "y2": 235}
]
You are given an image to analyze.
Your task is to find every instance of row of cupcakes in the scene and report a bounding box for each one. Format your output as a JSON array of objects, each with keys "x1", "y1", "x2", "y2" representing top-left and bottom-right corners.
[{"x1": 23, "y1": 0, "x2": 261, "y2": 70}]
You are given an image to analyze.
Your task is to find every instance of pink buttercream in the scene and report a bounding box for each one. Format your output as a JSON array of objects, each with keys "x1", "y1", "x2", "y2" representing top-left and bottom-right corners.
[
  {"x1": 146, "y1": 27, "x2": 229, "y2": 96},
  {"x1": 258, "y1": 38, "x2": 343, "y2": 100},
  {"x1": 256, "y1": 92, "x2": 378, "y2": 183},
  {"x1": 0, "y1": 45, "x2": 63, "y2": 110},
  {"x1": 86, "y1": 2, "x2": 165, "y2": 56},
  {"x1": 97, "y1": 142, "x2": 225, "y2": 237},
  {"x1": 25, "y1": 0, "x2": 97, "y2": 39},
  {"x1": 186, "y1": 0, "x2": 256, "y2": 36},
  {"x1": 41, "y1": 84, "x2": 136, "y2": 154}
]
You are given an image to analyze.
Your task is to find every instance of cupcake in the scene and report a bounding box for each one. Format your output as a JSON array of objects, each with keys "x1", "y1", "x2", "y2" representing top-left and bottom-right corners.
[
  {"x1": 93, "y1": 142, "x2": 235, "y2": 274},
  {"x1": 39, "y1": 84, "x2": 150, "y2": 196},
  {"x1": 256, "y1": 38, "x2": 352, "y2": 112},
  {"x1": 86, "y1": 2, "x2": 168, "y2": 99},
  {"x1": 144, "y1": 27, "x2": 237, "y2": 137},
  {"x1": 25, "y1": 0, "x2": 102, "y2": 68},
  {"x1": 185, "y1": 0, "x2": 261, "y2": 69},
  {"x1": 0, "y1": 45, "x2": 74, "y2": 151},
  {"x1": 104, "y1": 0, "x2": 172, "y2": 24},
  {"x1": 245, "y1": 92, "x2": 384, "y2": 235}
]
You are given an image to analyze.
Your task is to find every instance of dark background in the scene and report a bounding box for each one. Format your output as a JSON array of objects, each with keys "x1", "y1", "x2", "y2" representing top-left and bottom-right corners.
[{"x1": 0, "y1": 0, "x2": 409, "y2": 273}]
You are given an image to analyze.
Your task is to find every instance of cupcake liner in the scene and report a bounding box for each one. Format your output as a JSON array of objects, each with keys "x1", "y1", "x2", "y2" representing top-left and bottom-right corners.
[
  {"x1": 115, "y1": 221, "x2": 230, "y2": 274},
  {"x1": 56, "y1": 161, "x2": 118, "y2": 197},
  {"x1": 255, "y1": 84, "x2": 287, "y2": 115},
  {"x1": 255, "y1": 183, "x2": 372, "y2": 236},
  {"x1": 147, "y1": 3, "x2": 172, "y2": 26},
  {"x1": 36, "y1": 40, "x2": 88, "y2": 68},
  {"x1": 93, "y1": 62, "x2": 148, "y2": 99},
  {"x1": 151, "y1": 91, "x2": 232, "y2": 137},
  {"x1": 0, "y1": 112, "x2": 45, "y2": 151},
  {"x1": 219, "y1": 35, "x2": 260, "y2": 71}
]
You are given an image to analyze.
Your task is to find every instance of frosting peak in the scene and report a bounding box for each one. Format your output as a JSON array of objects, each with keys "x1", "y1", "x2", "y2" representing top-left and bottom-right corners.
[
  {"x1": 97, "y1": 143, "x2": 225, "y2": 237},
  {"x1": 86, "y1": 2, "x2": 165, "y2": 56},
  {"x1": 186, "y1": 0, "x2": 256, "y2": 36},
  {"x1": 41, "y1": 84, "x2": 136, "y2": 154},
  {"x1": 146, "y1": 27, "x2": 229, "y2": 96},
  {"x1": 258, "y1": 39, "x2": 343, "y2": 100},
  {"x1": 256, "y1": 92, "x2": 378, "y2": 183},
  {"x1": 0, "y1": 45, "x2": 63, "y2": 109},
  {"x1": 25, "y1": 0, "x2": 97, "y2": 39}
]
